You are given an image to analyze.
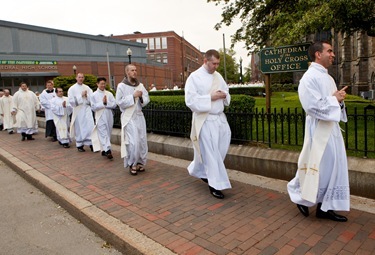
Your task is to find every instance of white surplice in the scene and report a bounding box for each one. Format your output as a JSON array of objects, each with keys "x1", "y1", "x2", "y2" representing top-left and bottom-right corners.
[
  {"x1": 287, "y1": 62, "x2": 350, "y2": 212},
  {"x1": 50, "y1": 96, "x2": 72, "y2": 144},
  {"x1": 67, "y1": 83, "x2": 94, "y2": 147},
  {"x1": 90, "y1": 89, "x2": 116, "y2": 152},
  {"x1": 12, "y1": 89, "x2": 40, "y2": 134},
  {"x1": 115, "y1": 82, "x2": 149, "y2": 168},
  {"x1": 39, "y1": 89, "x2": 56, "y2": 121},
  {"x1": 0, "y1": 95, "x2": 15, "y2": 131},
  {"x1": 185, "y1": 66, "x2": 232, "y2": 191}
]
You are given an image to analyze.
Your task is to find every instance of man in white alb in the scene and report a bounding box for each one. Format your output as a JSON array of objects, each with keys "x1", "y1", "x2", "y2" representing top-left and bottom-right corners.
[
  {"x1": 0, "y1": 89, "x2": 15, "y2": 134},
  {"x1": 185, "y1": 49, "x2": 232, "y2": 199},
  {"x1": 39, "y1": 80, "x2": 57, "y2": 141},
  {"x1": 287, "y1": 41, "x2": 349, "y2": 222},
  {"x1": 68, "y1": 73, "x2": 95, "y2": 152},
  {"x1": 116, "y1": 64, "x2": 150, "y2": 175},
  {"x1": 50, "y1": 87, "x2": 72, "y2": 148},
  {"x1": 91, "y1": 77, "x2": 116, "y2": 159},
  {"x1": 11, "y1": 82, "x2": 40, "y2": 141}
]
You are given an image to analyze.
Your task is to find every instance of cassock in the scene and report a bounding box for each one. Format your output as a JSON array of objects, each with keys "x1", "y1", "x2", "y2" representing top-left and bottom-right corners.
[
  {"x1": 12, "y1": 89, "x2": 40, "y2": 134},
  {"x1": 50, "y1": 96, "x2": 72, "y2": 145},
  {"x1": 90, "y1": 89, "x2": 116, "y2": 152},
  {"x1": 287, "y1": 62, "x2": 350, "y2": 212},
  {"x1": 0, "y1": 95, "x2": 15, "y2": 132},
  {"x1": 115, "y1": 81, "x2": 149, "y2": 168},
  {"x1": 39, "y1": 88, "x2": 57, "y2": 138},
  {"x1": 67, "y1": 83, "x2": 94, "y2": 147},
  {"x1": 185, "y1": 66, "x2": 232, "y2": 191}
]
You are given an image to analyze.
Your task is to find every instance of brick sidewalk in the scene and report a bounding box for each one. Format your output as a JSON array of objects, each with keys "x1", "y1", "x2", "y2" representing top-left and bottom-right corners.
[{"x1": 0, "y1": 131, "x2": 374, "y2": 255}]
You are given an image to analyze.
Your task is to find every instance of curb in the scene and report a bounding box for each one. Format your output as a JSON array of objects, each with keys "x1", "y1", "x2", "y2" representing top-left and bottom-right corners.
[{"x1": 0, "y1": 147, "x2": 176, "y2": 255}]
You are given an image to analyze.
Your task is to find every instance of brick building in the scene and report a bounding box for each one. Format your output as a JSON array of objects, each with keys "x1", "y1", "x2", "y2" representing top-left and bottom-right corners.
[
  {"x1": 112, "y1": 31, "x2": 204, "y2": 88},
  {"x1": 0, "y1": 20, "x2": 177, "y2": 94}
]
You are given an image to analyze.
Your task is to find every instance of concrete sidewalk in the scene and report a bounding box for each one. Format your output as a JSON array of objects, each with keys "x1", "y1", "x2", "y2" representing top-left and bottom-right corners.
[{"x1": 0, "y1": 130, "x2": 374, "y2": 255}]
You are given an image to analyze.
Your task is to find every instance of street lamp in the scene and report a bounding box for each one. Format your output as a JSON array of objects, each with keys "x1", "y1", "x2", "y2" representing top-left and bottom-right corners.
[
  {"x1": 127, "y1": 47, "x2": 132, "y2": 64},
  {"x1": 239, "y1": 57, "x2": 243, "y2": 84},
  {"x1": 72, "y1": 65, "x2": 77, "y2": 75}
]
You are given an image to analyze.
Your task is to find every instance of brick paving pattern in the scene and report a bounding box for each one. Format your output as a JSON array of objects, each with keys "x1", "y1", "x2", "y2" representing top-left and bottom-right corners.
[{"x1": 0, "y1": 131, "x2": 374, "y2": 254}]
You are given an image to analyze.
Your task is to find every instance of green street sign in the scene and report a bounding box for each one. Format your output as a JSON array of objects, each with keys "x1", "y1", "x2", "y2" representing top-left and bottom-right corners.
[{"x1": 260, "y1": 43, "x2": 311, "y2": 73}]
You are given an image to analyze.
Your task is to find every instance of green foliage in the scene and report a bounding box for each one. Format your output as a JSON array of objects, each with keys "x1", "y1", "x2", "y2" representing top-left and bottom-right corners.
[
  {"x1": 216, "y1": 48, "x2": 240, "y2": 83},
  {"x1": 144, "y1": 94, "x2": 255, "y2": 138},
  {"x1": 208, "y1": 0, "x2": 375, "y2": 50},
  {"x1": 150, "y1": 87, "x2": 265, "y2": 97},
  {"x1": 271, "y1": 83, "x2": 298, "y2": 92},
  {"x1": 229, "y1": 87, "x2": 265, "y2": 97},
  {"x1": 53, "y1": 74, "x2": 115, "y2": 96},
  {"x1": 146, "y1": 94, "x2": 255, "y2": 111},
  {"x1": 149, "y1": 90, "x2": 185, "y2": 96},
  {"x1": 270, "y1": 73, "x2": 294, "y2": 84}
]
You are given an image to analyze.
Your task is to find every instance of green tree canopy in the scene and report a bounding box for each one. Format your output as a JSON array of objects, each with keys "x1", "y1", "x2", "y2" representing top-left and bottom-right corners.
[
  {"x1": 216, "y1": 48, "x2": 240, "y2": 83},
  {"x1": 208, "y1": 0, "x2": 375, "y2": 51}
]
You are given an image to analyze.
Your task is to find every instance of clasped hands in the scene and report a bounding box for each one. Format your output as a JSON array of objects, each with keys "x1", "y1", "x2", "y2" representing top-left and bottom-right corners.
[{"x1": 211, "y1": 90, "x2": 227, "y2": 101}]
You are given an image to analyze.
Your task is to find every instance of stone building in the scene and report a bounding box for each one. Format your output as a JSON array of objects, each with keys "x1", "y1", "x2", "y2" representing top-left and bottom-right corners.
[{"x1": 332, "y1": 32, "x2": 375, "y2": 97}]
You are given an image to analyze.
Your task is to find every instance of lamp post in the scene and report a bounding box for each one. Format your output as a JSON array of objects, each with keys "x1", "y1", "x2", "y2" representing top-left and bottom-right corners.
[
  {"x1": 72, "y1": 65, "x2": 77, "y2": 75},
  {"x1": 127, "y1": 47, "x2": 132, "y2": 64},
  {"x1": 239, "y1": 57, "x2": 243, "y2": 84}
]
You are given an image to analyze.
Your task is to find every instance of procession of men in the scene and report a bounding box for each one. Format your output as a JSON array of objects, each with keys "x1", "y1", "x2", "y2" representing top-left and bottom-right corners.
[{"x1": 0, "y1": 46, "x2": 351, "y2": 223}]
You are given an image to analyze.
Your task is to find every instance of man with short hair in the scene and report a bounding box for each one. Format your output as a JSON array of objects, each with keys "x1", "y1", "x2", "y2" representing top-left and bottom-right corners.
[
  {"x1": 68, "y1": 73, "x2": 95, "y2": 152},
  {"x1": 0, "y1": 89, "x2": 15, "y2": 134},
  {"x1": 39, "y1": 80, "x2": 57, "y2": 141},
  {"x1": 11, "y1": 82, "x2": 40, "y2": 141},
  {"x1": 185, "y1": 49, "x2": 232, "y2": 199},
  {"x1": 91, "y1": 77, "x2": 116, "y2": 159},
  {"x1": 116, "y1": 64, "x2": 150, "y2": 175},
  {"x1": 50, "y1": 88, "x2": 72, "y2": 148},
  {"x1": 287, "y1": 41, "x2": 350, "y2": 222}
]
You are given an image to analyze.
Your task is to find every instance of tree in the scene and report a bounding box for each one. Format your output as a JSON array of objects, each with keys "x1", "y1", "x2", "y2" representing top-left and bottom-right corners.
[
  {"x1": 208, "y1": 0, "x2": 375, "y2": 51},
  {"x1": 53, "y1": 74, "x2": 115, "y2": 96},
  {"x1": 216, "y1": 48, "x2": 240, "y2": 83}
]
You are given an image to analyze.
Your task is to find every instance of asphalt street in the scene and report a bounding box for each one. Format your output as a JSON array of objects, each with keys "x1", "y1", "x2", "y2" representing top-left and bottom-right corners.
[{"x1": 0, "y1": 159, "x2": 122, "y2": 255}]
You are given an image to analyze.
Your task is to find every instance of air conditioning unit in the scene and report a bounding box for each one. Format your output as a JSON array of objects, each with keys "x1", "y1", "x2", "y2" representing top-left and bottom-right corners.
[
  {"x1": 368, "y1": 90, "x2": 374, "y2": 100},
  {"x1": 361, "y1": 90, "x2": 374, "y2": 100}
]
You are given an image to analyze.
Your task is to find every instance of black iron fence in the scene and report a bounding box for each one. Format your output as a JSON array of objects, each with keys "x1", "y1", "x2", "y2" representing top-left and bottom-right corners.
[
  {"x1": 135, "y1": 106, "x2": 374, "y2": 158},
  {"x1": 40, "y1": 105, "x2": 375, "y2": 158}
]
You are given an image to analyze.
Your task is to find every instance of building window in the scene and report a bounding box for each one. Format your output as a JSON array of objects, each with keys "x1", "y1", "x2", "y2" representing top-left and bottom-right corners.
[
  {"x1": 155, "y1": 37, "x2": 161, "y2": 50},
  {"x1": 136, "y1": 38, "x2": 142, "y2": 43},
  {"x1": 156, "y1": 54, "x2": 161, "y2": 63},
  {"x1": 148, "y1": 54, "x2": 155, "y2": 61},
  {"x1": 149, "y1": 38, "x2": 155, "y2": 50},
  {"x1": 162, "y1": 54, "x2": 168, "y2": 64},
  {"x1": 161, "y1": 37, "x2": 167, "y2": 49}
]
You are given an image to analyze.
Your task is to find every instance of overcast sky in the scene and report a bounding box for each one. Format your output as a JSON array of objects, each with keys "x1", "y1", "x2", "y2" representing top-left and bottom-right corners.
[{"x1": 2, "y1": 0, "x2": 250, "y2": 68}]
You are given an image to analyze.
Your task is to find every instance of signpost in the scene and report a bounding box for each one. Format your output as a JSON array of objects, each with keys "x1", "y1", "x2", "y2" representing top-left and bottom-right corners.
[{"x1": 260, "y1": 43, "x2": 311, "y2": 111}]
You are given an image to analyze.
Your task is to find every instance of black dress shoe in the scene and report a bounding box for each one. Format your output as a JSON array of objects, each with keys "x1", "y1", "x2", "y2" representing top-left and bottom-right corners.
[
  {"x1": 106, "y1": 150, "x2": 113, "y2": 159},
  {"x1": 63, "y1": 143, "x2": 70, "y2": 148},
  {"x1": 21, "y1": 133, "x2": 26, "y2": 141},
  {"x1": 209, "y1": 186, "x2": 224, "y2": 199},
  {"x1": 201, "y1": 178, "x2": 208, "y2": 183},
  {"x1": 26, "y1": 135, "x2": 35, "y2": 140},
  {"x1": 101, "y1": 151, "x2": 106, "y2": 156},
  {"x1": 77, "y1": 146, "x2": 85, "y2": 152},
  {"x1": 316, "y1": 209, "x2": 348, "y2": 222},
  {"x1": 297, "y1": 204, "x2": 309, "y2": 217},
  {"x1": 90, "y1": 145, "x2": 94, "y2": 152}
]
